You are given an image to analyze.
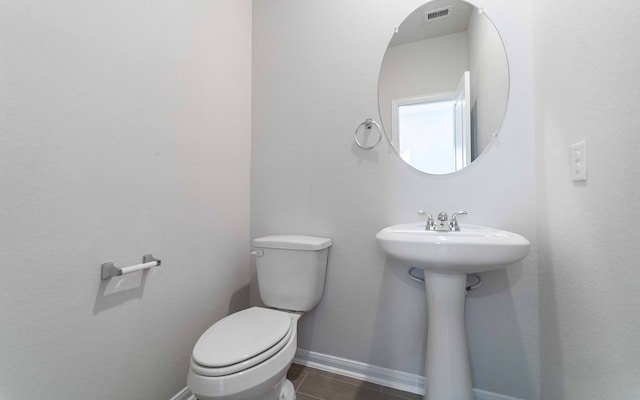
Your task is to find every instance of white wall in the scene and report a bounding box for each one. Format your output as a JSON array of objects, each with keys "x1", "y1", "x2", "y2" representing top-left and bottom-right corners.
[
  {"x1": 252, "y1": 0, "x2": 538, "y2": 398},
  {"x1": 0, "y1": 1, "x2": 252, "y2": 399},
  {"x1": 533, "y1": 0, "x2": 640, "y2": 399}
]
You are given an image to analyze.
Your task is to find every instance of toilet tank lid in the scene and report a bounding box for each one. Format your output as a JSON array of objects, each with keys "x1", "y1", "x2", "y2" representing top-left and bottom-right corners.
[{"x1": 253, "y1": 235, "x2": 332, "y2": 250}]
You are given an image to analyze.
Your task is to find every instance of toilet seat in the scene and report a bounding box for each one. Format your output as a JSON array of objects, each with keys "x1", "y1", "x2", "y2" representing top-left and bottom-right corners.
[
  {"x1": 187, "y1": 311, "x2": 299, "y2": 400},
  {"x1": 191, "y1": 307, "x2": 293, "y2": 377}
]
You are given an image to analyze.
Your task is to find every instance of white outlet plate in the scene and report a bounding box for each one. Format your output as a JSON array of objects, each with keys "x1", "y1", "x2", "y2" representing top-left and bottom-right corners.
[{"x1": 571, "y1": 141, "x2": 587, "y2": 182}]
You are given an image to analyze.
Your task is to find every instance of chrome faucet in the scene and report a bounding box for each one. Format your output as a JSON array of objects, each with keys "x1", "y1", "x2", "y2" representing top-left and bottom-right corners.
[
  {"x1": 449, "y1": 210, "x2": 468, "y2": 231},
  {"x1": 417, "y1": 210, "x2": 435, "y2": 231},
  {"x1": 418, "y1": 210, "x2": 468, "y2": 231}
]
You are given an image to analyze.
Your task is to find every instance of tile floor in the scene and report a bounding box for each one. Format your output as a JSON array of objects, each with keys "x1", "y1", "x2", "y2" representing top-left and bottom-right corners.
[{"x1": 287, "y1": 363, "x2": 423, "y2": 400}]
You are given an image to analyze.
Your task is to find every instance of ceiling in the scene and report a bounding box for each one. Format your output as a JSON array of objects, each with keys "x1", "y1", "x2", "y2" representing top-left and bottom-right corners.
[{"x1": 389, "y1": 0, "x2": 474, "y2": 47}]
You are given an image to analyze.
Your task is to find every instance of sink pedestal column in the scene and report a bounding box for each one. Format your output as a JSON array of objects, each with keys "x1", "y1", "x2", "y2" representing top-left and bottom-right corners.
[{"x1": 423, "y1": 271, "x2": 473, "y2": 400}]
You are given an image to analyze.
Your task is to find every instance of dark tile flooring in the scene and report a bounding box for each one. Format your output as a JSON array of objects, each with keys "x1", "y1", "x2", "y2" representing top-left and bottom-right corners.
[{"x1": 287, "y1": 363, "x2": 423, "y2": 400}]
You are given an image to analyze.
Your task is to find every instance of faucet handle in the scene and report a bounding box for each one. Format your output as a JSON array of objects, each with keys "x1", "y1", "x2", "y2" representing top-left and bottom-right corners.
[
  {"x1": 418, "y1": 210, "x2": 435, "y2": 230},
  {"x1": 449, "y1": 210, "x2": 468, "y2": 231}
]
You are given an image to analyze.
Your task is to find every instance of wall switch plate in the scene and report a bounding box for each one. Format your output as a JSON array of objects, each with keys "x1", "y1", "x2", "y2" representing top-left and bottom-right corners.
[{"x1": 571, "y1": 141, "x2": 587, "y2": 181}]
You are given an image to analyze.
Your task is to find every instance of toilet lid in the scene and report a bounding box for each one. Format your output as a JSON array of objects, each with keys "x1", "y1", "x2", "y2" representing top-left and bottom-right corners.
[
  {"x1": 253, "y1": 235, "x2": 332, "y2": 250},
  {"x1": 192, "y1": 307, "x2": 292, "y2": 368}
]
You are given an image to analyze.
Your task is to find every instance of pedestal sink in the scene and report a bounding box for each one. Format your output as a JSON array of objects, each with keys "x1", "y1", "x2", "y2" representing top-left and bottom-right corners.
[{"x1": 376, "y1": 222, "x2": 530, "y2": 400}]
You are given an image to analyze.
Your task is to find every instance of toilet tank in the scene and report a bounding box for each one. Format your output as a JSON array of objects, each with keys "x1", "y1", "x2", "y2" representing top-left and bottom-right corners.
[{"x1": 252, "y1": 235, "x2": 332, "y2": 312}]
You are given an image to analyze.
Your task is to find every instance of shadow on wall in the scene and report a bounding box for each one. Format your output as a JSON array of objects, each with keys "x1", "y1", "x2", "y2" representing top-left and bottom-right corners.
[
  {"x1": 93, "y1": 262, "x2": 249, "y2": 316},
  {"x1": 350, "y1": 140, "x2": 380, "y2": 165},
  {"x1": 463, "y1": 262, "x2": 534, "y2": 398},
  {"x1": 369, "y1": 259, "x2": 428, "y2": 377},
  {"x1": 228, "y1": 284, "x2": 251, "y2": 315},
  {"x1": 93, "y1": 269, "x2": 154, "y2": 315},
  {"x1": 535, "y1": 173, "x2": 565, "y2": 397}
]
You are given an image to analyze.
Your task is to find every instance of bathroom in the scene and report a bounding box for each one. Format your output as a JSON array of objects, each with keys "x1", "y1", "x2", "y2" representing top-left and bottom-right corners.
[{"x1": 1, "y1": 0, "x2": 638, "y2": 399}]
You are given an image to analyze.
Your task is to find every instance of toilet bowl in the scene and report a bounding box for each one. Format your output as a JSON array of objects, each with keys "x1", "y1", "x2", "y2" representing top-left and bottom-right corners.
[
  {"x1": 187, "y1": 235, "x2": 331, "y2": 400},
  {"x1": 187, "y1": 307, "x2": 300, "y2": 400}
]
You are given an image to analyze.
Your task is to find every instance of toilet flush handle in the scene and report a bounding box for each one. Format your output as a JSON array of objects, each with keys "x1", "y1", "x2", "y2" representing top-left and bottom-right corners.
[{"x1": 250, "y1": 249, "x2": 264, "y2": 257}]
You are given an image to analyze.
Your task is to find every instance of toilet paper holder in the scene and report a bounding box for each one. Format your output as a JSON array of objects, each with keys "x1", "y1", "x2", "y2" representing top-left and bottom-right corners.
[{"x1": 101, "y1": 254, "x2": 162, "y2": 280}]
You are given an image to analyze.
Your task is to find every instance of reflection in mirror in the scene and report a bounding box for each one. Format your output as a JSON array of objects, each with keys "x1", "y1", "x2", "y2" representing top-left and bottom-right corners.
[{"x1": 378, "y1": 0, "x2": 508, "y2": 175}]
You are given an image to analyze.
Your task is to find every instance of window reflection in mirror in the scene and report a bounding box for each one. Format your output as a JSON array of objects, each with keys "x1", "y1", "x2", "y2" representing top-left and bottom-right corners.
[
  {"x1": 398, "y1": 99, "x2": 457, "y2": 174},
  {"x1": 378, "y1": 0, "x2": 508, "y2": 175}
]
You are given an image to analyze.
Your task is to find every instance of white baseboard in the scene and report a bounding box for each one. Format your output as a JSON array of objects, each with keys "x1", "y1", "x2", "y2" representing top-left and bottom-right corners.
[
  {"x1": 170, "y1": 386, "x2": 195, "y2": 400},
  {"x1": 294, "y1": 348, "x2": 424, "y2": 395},
  {"x1": 294, "y1": 349, "x2": 524, "y2": 400}
]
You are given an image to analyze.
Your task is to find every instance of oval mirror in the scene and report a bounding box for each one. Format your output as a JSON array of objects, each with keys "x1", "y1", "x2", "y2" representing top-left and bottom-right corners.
[{"x1": 377, "y1": 0, "x2": 509, "y2": 175}]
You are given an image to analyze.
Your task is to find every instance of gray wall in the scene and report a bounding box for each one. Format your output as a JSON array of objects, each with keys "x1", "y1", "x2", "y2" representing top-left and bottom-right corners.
[
  {"x1": 0, "y1": 1, "x2": 252, "y2": 399},
  {"x1": 534, "y1": 0, "x2": 640, "y2": 398},
  {"x1": 251, "y1": 0, "x2": 538, "y2": 398}
]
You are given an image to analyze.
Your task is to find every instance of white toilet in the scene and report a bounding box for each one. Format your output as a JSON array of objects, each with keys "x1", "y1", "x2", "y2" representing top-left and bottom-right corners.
[{"x1": 187, "y1": 235, "x2": 332, "y2": 400}]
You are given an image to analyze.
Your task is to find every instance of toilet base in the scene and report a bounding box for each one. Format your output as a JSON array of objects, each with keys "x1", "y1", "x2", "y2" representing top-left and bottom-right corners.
[
  {"x1": 238, "y1": 377, "x2": 295, "y2": 400},
  {"x1": 247, "y1": 377, "x2": 295, "y2": 400},
  {"x1": 280, "y1": 379, "x2": 295, "y2": 400},
  {"x1": 192, "y1": 376, "x2": 295, "y2": 400}
]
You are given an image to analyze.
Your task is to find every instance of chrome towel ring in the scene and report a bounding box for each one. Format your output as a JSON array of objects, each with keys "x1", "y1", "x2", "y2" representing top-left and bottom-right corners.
[{"x1": 354, "y1": 118, "x2": 382, "y2": 150}]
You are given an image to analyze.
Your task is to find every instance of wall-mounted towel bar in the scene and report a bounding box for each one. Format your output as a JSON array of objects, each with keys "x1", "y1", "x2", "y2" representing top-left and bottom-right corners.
[{"x1": 101, "y1": 254, "x2": 161, "y2": 280}]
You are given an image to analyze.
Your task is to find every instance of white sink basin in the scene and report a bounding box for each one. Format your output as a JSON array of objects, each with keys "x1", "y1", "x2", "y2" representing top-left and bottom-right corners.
[
  {"x1": 376, "y1": 222, "x2": 530, "y2": 273},
  {"x1": 376, "y1": 221, "x2": 531, "y2": 400}
]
